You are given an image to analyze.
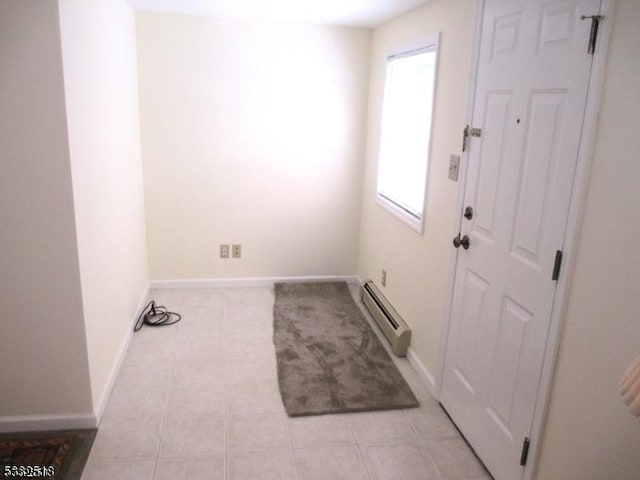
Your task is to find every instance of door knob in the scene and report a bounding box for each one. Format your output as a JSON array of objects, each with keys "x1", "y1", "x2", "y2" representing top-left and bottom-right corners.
[
  {"x1": 464, "y1": 206, "x2": 474, "y2": 220},
  {"x1": 453, "y1": 234, "x2": 470, "y2": 250}
]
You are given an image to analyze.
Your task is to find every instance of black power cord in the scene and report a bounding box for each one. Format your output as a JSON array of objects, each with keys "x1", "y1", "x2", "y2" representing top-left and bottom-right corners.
[{"x1": 134, "y1": 300, "x2": 181, "y2": 332}]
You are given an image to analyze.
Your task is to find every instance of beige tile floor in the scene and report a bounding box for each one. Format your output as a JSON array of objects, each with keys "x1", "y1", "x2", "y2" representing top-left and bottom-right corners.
[{"x1": 81, "y1": 285, "x2": 492, "y2": 480}]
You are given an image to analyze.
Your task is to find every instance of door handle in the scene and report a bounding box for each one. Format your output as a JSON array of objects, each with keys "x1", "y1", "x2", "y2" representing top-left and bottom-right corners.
[{"x1": 453, "y1": 234, "x2": 470, "y2": 250}]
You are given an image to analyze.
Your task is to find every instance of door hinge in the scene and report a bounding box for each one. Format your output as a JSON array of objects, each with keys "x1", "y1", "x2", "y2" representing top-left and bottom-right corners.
[
  {"x1": 462, "y1": 125, "x2": 470, "y2": 152},
  {"x1": 552, "y1": 250, "x2": 563, "y2": 281},
  {"x1": 581, "y1": 14, "x2": 604, "y2": 55},
  {"x1": 462, "y1": 125, "x2": 482, "y2": 152},
  {"x1": 520, "y1": 437, "x2": 531, "y2": 466}
]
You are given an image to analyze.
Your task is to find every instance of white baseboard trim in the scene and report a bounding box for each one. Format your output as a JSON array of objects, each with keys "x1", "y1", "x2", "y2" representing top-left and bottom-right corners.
[
  {"x1": 93, "y1": 284, "x2": 150, "y2": 425},
  {"x1": 149, "y1": 275, "x2": 361, "y2": 290},
  {"x1": 0, "y1": 414, "x2": 97, "y2": 433},
  {"x1": 407, "y1": 347, "x2": 438, "y2": 399}
]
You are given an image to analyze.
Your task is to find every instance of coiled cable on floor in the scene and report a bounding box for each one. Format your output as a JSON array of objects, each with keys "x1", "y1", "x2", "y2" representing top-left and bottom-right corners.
[{"x1": 134, "y1": 300, "x2": 181, "y2": 332}]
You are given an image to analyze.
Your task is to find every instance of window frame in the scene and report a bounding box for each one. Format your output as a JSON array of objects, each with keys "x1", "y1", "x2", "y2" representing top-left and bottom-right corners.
[{"x1": 375, "y1": 32, "x2": 440, "y2": 234}]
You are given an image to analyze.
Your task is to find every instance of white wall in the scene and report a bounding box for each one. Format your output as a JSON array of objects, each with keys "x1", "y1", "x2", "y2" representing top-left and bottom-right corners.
[
  {"x1": 0, "y1": 0, "x2": 93, "y2": 421},
  {"x1": 136, "y1": 13, "x2": 371, "y2": 280},
  {"x1": 534, "y1": 1, "x2": 640, "y2": 478},
  {"x1": 358, "y1": 0, "x2": 476, "y2": 381},
  {"x1": 58, "y1": 0, "x2": 149, "y2": 414}
]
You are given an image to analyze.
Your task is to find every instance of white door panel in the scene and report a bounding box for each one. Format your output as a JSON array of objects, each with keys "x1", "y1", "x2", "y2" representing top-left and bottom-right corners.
[{"x1": 441, "y1": 1, "x2": 601, "y2": 479}]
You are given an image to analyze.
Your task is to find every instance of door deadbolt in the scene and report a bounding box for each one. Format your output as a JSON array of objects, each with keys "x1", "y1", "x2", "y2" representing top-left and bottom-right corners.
[
  {"x1": 464, "y1": 206, "x2": 473, "y2": 220},
  {"x1": 453, "y1": 234, "x2": 470, "y2": 250}
]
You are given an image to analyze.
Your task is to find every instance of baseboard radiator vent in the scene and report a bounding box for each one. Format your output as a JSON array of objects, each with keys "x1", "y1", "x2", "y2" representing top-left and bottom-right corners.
[{"x1": 360, "y1": 280, "x2": 411, "y2": 357}]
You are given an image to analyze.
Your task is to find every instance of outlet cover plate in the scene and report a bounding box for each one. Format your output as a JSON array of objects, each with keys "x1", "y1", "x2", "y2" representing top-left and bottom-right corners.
[
  {"x1": 232, "y1": 244, "x2": 241, "y2": 258},
  {"x1": 220, "y1": 244, "x2": 230, "y2": 258}
]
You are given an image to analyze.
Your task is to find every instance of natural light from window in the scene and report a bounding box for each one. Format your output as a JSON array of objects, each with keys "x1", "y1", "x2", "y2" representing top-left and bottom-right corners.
[{"x1": 376, "y1": 34, "x2": 438, "y2": 233}]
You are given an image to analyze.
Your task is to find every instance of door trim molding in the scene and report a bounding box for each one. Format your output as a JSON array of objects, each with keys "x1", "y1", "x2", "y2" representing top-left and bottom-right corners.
[
  {"x1": 436, "y1": 0, "x2": 485, "y2": 400},
  {"x1": 435, "y1": 1, "x2": 614, "y2": 479}
]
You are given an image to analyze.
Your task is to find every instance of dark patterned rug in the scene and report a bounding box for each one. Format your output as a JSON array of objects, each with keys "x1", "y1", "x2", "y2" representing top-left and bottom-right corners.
[
  {"x1": 0, "y1": 429, "x2": 96, "y2": 480},
  {"x1": 273, "y1": 281, "x2": 419, "y2": 416}
]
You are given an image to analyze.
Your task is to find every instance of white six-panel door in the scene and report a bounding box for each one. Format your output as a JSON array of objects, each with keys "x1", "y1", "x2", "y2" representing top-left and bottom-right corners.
[{"x1": 440, "y1": 1, "x2": 601, "y2": 479}]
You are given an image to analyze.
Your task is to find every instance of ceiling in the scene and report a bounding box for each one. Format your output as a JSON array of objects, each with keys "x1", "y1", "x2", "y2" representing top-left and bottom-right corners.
[{"x1": 124, "y1": 0, "x2": 430, "y2": 28}]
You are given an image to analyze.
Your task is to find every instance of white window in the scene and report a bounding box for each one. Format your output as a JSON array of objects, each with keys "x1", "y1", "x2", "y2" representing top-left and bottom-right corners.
[{"x1": 376, "y1": 33, "x2": 439, "y2": 233}]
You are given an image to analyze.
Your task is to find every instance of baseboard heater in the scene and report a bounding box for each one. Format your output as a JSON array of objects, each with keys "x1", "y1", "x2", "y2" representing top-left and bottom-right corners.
[{"x1": 360, "y1": 280, "x2": 411, "y2": 357}]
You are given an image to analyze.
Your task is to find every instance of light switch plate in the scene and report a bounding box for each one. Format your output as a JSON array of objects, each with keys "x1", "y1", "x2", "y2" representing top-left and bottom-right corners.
[{"x1": 449, "y1": 154, "x2": 460, "y2": 181}]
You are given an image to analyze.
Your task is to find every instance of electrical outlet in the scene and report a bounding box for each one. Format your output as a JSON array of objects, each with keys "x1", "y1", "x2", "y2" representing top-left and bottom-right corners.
[
  {"x1": 381, "y1": 270, "x2": 387, "y2": 287},
  {"x1": 220, "y1": 244, "x2": 229, "y2": 259},
  {"x1": 232, "y1": 244, "x2": 241, "y2": 258}
]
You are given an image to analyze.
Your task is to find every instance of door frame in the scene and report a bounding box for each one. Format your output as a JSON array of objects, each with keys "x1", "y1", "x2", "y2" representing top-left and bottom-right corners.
[{"x1": 435, "y1": 1, "x2": 615, "y2": 478}]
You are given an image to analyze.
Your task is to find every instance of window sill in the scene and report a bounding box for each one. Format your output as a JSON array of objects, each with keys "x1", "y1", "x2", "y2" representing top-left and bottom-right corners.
[{"x1": 375, "y1": 194, "x2": 424, "y2": 234}]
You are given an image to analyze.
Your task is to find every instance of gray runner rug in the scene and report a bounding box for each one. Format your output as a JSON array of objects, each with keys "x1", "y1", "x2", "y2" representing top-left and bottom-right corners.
[{"x1": 273, "y1": 281, "x2": 419, "y2": 416}]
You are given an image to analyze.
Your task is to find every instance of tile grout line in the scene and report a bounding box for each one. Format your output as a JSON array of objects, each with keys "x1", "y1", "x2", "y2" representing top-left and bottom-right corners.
[
  {"x1": 283, "y1": 412, "x2": 302, "y2": 480},
  {"x1": 355, "y1": 442, "x2": 375, "y2": 480},
  {"x1": 346, "y1": 415, "x2": 375, "y2": 480},
  {"x1": 152, "y1": 330, "x2": 178, "y2": 480},
  {"x1": 402, "y1": 408, "x2": 445, "y2": 480},
  {"x1": 222, "y1": 291, "x2": 230, "y2": 480}
]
